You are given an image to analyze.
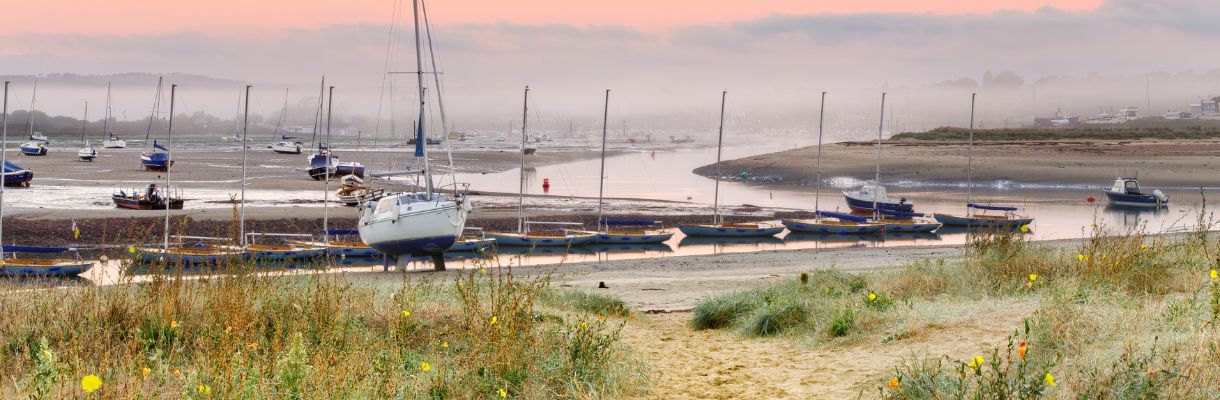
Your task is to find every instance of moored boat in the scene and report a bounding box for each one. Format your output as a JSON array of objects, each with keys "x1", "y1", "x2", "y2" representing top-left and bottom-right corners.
[
  {"x1": 19, "y1": 142, "x2": 47, "y2": 156},
  {"x1": 0, "y1": 246, "x2": 93, "y2": 278},
  {"x1": 307, "y1": 146, "x2": 338, "y2": 179},
  {"x1": 139, "y1": 78, "x2": 172, "y2": 172},
  {"x1": 1, "y1": 160, "x2": 33, "y2": 187},
  {"x1": 484, "y1": 230, "x2": 597, "y2": 247},
  {"x1": 272, "y1": 140, "x2": 303, "y2": 154},
  {"x1": 1102, "y1": 177, "x2": 1167, "y2": 208},
  {"x1": 782, "y1": 211, "x2": 885, "y2": 235},
  {"x1": 335, "y1": 161, "x2": 366, "y2": 178},
  {"x1": 113, "y1": 183, "x2": 185, "y2": 210},
  {"x1": 843, "y1": 183, "x2": 913, "y2": 214}
]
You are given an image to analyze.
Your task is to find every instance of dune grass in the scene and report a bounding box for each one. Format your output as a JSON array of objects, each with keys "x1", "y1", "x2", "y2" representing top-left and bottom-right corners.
[
  {"x1": 0, "y1": 263, "x2": 646, "y2": 399},
  {"x1": 691, "y1": 213, "x2": 1220, "y2": 398}
]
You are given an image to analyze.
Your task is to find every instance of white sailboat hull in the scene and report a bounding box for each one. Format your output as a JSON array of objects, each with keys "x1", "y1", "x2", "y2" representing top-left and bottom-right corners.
[
  {"x1": 271, "y1": 141, "x2": 303, "y2": 154},
  {"x1": 358, "y1": 193, "x2": 469, "y2": 256},
  {"x1": 102, "y1": 139, "x2": 126, "y2": 148}
]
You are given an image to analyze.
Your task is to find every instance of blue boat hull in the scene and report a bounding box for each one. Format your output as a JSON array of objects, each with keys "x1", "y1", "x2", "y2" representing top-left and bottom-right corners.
[
  {"x1": 141, "y1": 153, "x2": 171, "y2": 171},
  {"x1": 0, "y1": 262, "x2": 92, "y2": 277},
  {"x1": 2, "y1": 171, "x2": 33, "y2": 187},
  {"x1": 19, "y1": 146, "x2": 47, "y2": 156},
  {"x1": 780, "y1": 219, "x2": 883, "y2": 235},
  {"x1": 336, "y1": 164, "x2": 365, "y2": 178},
  {"x1": 677, "y1": 224, "x2": 784, "y2": 237},
  {"x1": 845, "y1": 195, "x2": 913, "y2": 213},
  {"x1": 1103, "y1": 190, "x2": 1166, "y2": 208},
  {"x1": 365, "y1": 234, "x2": 457, "y2": 256},
  {"x1": 933, "y1": 214, "x2": 1033, "y2": 227}
]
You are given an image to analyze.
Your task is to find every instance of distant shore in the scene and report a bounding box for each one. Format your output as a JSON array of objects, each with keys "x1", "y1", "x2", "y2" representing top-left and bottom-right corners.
[{"x1": 694, "y1": 137, "x2": 1220, "y2": 189}]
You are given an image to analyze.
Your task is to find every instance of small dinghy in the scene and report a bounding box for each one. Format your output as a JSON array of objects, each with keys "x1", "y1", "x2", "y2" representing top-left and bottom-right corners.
[
  {"x1": 486, "y1": 226, "x2": 597, "y2": 247},
  {"x1": 113, "y1": 183, "x2": 185, "y2": 210},
  {"x1": 19, "y1": 141, "x2": 47, "y2": 156},
  {"x1": 568, "y1": 220, "x2": 675, "y2": 244},
  {"x1": 137, "y1": 243, "x2": 243, "y2": 265},
  {"x1": 0, "y1": 246, "x2": 92, "y2": 278},
  {"x1": 1103, "y1": 177, "x2": 1167, "y2": 208},
  {"x1": 869, "y1": 209, "x2": 942, "y2": 233},
  {"x1": 782, "y1": 211, "x2": 884, "y2": 235},
  {"x1": 1, "y1": 160, "x2": 33, "y2": 187}
]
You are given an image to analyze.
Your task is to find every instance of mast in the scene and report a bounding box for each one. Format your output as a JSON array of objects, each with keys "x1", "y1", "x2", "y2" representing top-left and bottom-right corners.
[
  {"x1": 103, "y1": 83, "x2": 111, "y2": 140},
  {"x1": 239, "y1": 85, "x2": 251, "y2": 246},
  {"x1": 873, "y1": 92, "x2": 885, "y2": 220},
  {"x1": 273, "y1": 88, "x2": 288, "y2": 140},
  {"x1": 517, "y1": 86, "x2": 529, "y2": 233},
  {"x1": 80, "y1": 102, "x2": 88, "y2": 146},
  {"x1": 143, "y1": 78, "x2": 163, "y2": 153},
  {"x1": 24, "y1": 81, "x2": 36, "y2": 137},
  {"x1": 323, "y1": 86, "x2": 334, "y2": 244},
  {"x1": 164, "y1": 84, "x2": 176, "y2": 250},
  {"x1": 814, "y1": 91, "x2": 826, "y2": 213},
  {"x1": 967, "y1": 93, "x2": 976, "y2": 215},
  {"x1": 420, "y1": 0, "x2": 457, "y2": 188},
  {"x1": 596, "y1": 89, "x2": 610, "y2": 231},
  {"x1": 310, "y1": 77, "x2": 325, "y2": 148},
  {"x1": 412, "y1": 0, "x2": 434, "y2": 197},
  {"x1": 712, "y1": 90, "x2": 726, "y2": 225},
  {"x1": 1, "y1": 81, "x2": 9, "y2": 245}
]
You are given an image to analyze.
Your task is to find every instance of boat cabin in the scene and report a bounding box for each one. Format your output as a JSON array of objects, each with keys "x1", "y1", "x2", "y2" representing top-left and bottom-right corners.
[{"x1": 1110, "y1": 177, "x2": 1145, "y2": 195}]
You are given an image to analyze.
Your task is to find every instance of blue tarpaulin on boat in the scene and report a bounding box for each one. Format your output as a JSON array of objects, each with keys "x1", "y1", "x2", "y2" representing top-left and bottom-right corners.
[
  {"x1": 3, "y1": 160, "x2": 27, "y2": 173},
  {"x1": 815, "y1": 211, "x2": 869, "y2": 223},
  {"x1": 326, "y1": 229, "x2": 359, "y2": 235},
  {"x1": 968, "y1": 203, "x2": 1018, "y2": 211},
  {"x1": 602, "y1": 219, "x2": 658, "y2": 226},
  {"x1": 2, "y1": 245, "x2": 69, "y2": 254},
  {"x1": 874, "y1": 209, "x2": 927, "y2": 217}
]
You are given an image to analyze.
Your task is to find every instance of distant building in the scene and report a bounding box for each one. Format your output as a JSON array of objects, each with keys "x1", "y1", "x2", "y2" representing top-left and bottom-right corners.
[{"x1": 1188, "y1": 97, "x2": 1219, "y2": 117}]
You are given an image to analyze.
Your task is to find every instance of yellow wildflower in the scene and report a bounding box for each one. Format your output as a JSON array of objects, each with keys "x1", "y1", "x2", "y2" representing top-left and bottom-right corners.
[
  {"x1": 170, "y1": 320, "x2": 179, "y2": 329},
  {"x1": 490, "y1": 316, "x2": 498, "y2": 325},
  {"x1": 888, "y1": 377, "x2": 899, "y2": 388},
  {"x1": 1140, "y1": 243, "x2": 1147, "y2": 249},
  {"x1": 1044, "y1": 372, "x2": 1056, "y2": 386},
  {"x1": 224, "y1": 326, "x2": 232, "y2": 334},
  {"x1": 498, "y1": 388, "x2": 508, "y2": 398},
  {"x1": 441, "y1": 341, "x2": 449, "y2": 349},
  {"x1": 1028, "y1": 274, "x2": 1037, "y2": 282},
  {"x1": 172, "y1": 369, "x2": 182, "y2": 378},
  {"x1": 197, "y1": 384, "x2": 211, "y2": 394},
  {"x1": 580, "y1": 321, "x2": 588, "y2": 330},
  {"x1": 248, "y1": 342, "x2": 258, "y2": 350},
  {"x1": 402, "y1": 310, "x2": 412, "y2": 318},
  {"x1": 141, "y1": 367, "x2": 151, "y2": 377},
  {"x1": 421, "y1": 362, "x2": 431, "y2": 372},
  {"x1": 1211, "y1": 269, "x2": 1218, "y2": 281},
  {"x1": 1077, "y1": 254, "x2": 1085, "y2": 261},
  {"x1": 81, "y1": 374, "x2": 102, "y2": 393},
  {"x1": 967, "y1": 356, "x2": 984, "y2": 370},
  {"x1": 128, "y1": 245, "x2": 136, "y2": 254},
  {"x1": 480, "y1": 268, "x2": 488, "y2": 274},
  {"x1": 867, "y1": 292, "x2": 877, "y2": 301}
]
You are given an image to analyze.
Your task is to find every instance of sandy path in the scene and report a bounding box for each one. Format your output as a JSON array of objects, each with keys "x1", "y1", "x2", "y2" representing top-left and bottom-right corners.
[{"x1": 623, "y1": 300, "x2": 1033, "y2": 399}]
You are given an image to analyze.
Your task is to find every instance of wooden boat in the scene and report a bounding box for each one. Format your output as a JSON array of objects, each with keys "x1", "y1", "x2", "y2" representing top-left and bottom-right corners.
[
  {"x1": 485, "y1": 230, "x2": 597, "y2": 247},
  {"x1": 113, "y1": 184, "x2": 184, "y2": 210},
  {"x1": 137, "y1": 245, "x2": 241, "y2": 265},
  {"x1": 932, "y1": 94, "x2": 1034, "y2": 229},
  {"x1": 1103, "y1": 177, "x2": 1167, "y2": 208},
  {"x1": 676, "y1": 91, "x2": 783, "y2": 238},
  {"x1": 0, "y1": 246, "x2": 92, "y2": 278},
  {"x1": 1, "y1": 160, "x2": 33, "y2": 187},
  {"x1": 871, "y1": 210, "x2": 942, "y2": 233},
  {"x1": 856, "y1": 93, "x2": 939, "y2": 233},
  {"x1": 782, "y1": 212, "x2": 884, "y2": 235},
  {"x1": 288, "y1": 230, "x2": 381, "y2": 258}
]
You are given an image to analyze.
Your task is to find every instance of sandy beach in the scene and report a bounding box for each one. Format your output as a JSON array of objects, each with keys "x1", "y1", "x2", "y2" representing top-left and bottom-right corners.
[{"x1": 695, "y1": 138, "x2": 1220, "y2": 189}]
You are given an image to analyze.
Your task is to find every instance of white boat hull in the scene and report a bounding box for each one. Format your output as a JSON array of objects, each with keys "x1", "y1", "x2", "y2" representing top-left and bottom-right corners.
[
  {"x1": 358, "y1": 193, "x2": 469, "y2": 256},
  {"x1": 271, "y1": 141, "x2": 303, "y2": 154},
  {"x1": 102, "y1": 139, "x2": 127, "y2": 148}
]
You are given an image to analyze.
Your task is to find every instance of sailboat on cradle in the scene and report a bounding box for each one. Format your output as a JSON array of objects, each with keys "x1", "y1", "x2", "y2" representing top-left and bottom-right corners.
[
  {"x1": 358, "y1": 0, "x2": 472, "y2": 270},
  {"x1": 678, "y1": 91, "x2": 784, "y2": 237},
  {"x1": 0, "y1": 81, "x2": 93, "y2": 277},
  {"x1": 77, "y1": 102, "x2": 97, "y2": 161},
  {"x1": 139, "y1": 78, "x2": 172, "y2": 172},
  {"x1": 270, "y1": 89, "x2": 304, "y2": 154},
  {"x1": 484, "y1": 86, "x2": 597, "y2": 247},
  {"x1": 932, "y1": 93, "x2": 1034, "y2": 228},
  {"x1": 564, "y1": 89, "x2": 674, "y2": 244},
  {"x1": 102, "y1": 83, "x2": 127, "y2": 148},
  {"x1": 864, "y1": 93, "x2": 940, "y2": 233},
  {"x1": 19, "y1": 82, "x2": 49, "y2": 157},
  {"x1": 781, "y1": 91, "x2": 885, "y2": 235}
]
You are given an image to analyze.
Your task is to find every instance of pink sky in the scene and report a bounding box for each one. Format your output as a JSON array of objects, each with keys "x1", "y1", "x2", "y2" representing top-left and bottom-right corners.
[{"x1": 10, "y1": 0, "x2": 1104, "y2": 35}]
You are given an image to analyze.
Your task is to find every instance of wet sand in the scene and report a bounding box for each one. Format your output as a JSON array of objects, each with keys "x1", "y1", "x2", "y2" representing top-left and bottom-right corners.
[{"x1": 695, "y1": 138, "x2": 1220, "y2": 188}]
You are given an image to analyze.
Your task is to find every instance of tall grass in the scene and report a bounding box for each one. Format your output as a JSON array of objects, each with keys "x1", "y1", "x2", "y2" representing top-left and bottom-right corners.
[{"x1": 0, "y1": 263, "x2": 646, "y2": 398}]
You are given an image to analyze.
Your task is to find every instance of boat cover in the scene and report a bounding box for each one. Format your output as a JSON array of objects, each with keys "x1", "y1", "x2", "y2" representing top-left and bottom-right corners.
[
  {"x1": 968, "y1": 203, "x2": 1018, "y2": 211},
  {"x1": 815, "y1": 211, "x2": 869, "y2": 223},
  {"x1": 2, "y1": 245, "x2": 69, "y2": 253}
]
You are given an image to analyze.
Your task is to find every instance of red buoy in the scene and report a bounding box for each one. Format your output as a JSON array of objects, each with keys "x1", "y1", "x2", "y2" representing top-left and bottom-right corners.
[
  {"x1": 542, "y1": 178, "x2": 551, "y2": 193},
  {"x1": 1086, "y1": 195, "x2": 1096, "y2": 203}
]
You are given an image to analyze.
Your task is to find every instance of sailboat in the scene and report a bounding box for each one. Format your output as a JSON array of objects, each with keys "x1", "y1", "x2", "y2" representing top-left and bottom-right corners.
[
  {"x1": 269, "y1": 89, "x2": 304, "y2": 154},
  {"x1": 864, "y1": 93, "x2": 940, "y2": 233},
  {"x1": 306, "y1": 78, "x2": 339, "y2": 179},
  {"x1": 842, "y1": 94, "x2": 913, "y2": 215},
  {"x1": 484, "y1": 86, "x2": 596, "y2": 247},
  {"x1": 677, "y1": 91, "x2": 784, "y2": 238},
  {"x1": 135, "y1": 84, "x2": 241, "y2": 265},
  {"x1": 102, "y1": 83, "x2": 126, "y2": 148},
  {"x1": 77, "y1": 102, "x2": 97, "y2": 161},
  {"x1": 0, "y1": 81, "x2": 93, "y2": 277},
  {"x1": 564, "y1": 89, "x2": 673, "y2": 244},
  {"x1": 932, "y1": 94, "x2": 1034, "y2": 228},
  {"x1": 19, "y1": 83, "x2": 48, "y2": 156},
  {"x1": 358, "y1": 0, "x2": 472, "y2": 269},
  {"x1": 781, "y1": 92, "x2": 885, "y2": 235},
  {"x1": 139, "y1": 78, "x2": 172, "y2": 172}
]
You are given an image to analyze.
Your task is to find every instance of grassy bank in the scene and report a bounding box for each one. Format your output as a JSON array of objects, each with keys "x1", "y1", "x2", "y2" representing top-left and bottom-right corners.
[
  {"x1": 891, "y1": 126, "x2": 1220, "y2": 141},
  {"x1": 691, "y1": 218, "x2": 1220, "y2": 398},
  {"x1": 0, "y1": 264, "x2": 646, "y2": 398}
]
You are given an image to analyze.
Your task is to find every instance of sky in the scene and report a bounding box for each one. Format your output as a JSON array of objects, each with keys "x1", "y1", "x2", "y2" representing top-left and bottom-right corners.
[{"x1": 3, "y1": 0, "x2": 1220, "y2": 132}]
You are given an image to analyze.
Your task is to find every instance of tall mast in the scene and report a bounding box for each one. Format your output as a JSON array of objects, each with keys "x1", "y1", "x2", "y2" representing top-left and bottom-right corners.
[
  {"x1": 103, "y1": 83, "x2": 111, "y2": 139},
  {"x1": 412, "y1": 0, "x2": 434, "y2": 197},
  {"x1": 420, "y1": 0, "x2": 457, "y2": 188},
  {"x1": 967, "y1": 93, "x2": 976, "y2": 215},
  {"x1": 596, "y1": 89, "x2": 610, "y2": 231},
  {"x1": 874, "y1": 92, "x2": 885, "y2": 220},
  {"x1": 1, "y1": 81, "x2": 9, "y2": 245},
  {"x1": 164, "y1": 84, "x2": 176, "y2": 250},
  {"x1": 323, "y1": 86, "x2": 334, "y2": 244},
  {"x1": 712, "y1": 90, "x2": 726, "y2": 226},
  {"x1": 239, "y1": 85, "x2": 251, "y2": 246},
  {"x1": 25, "y1": 81, "x2": 36, "y2": 137},
  {"x1": 311, "y1": 77, "x2": 325, "y2": 148},
  {"x1": 143, "y1": 78, "x2": 163, "y2": 153},
  {"x1": 273, "y1": 88, "x2": 288, "y2": 140},
  {"x1": 80, "y1": 102, "x2": 88, "y2": 146},
  {"x1": 518, "y1": 86, "x2": 529, "y2": 233},
  {"x1": 814, "y1": 91, "x2": 826, "y2": 213}
]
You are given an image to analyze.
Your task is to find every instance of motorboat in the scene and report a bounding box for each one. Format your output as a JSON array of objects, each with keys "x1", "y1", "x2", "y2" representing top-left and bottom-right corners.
[
  {"x1": 113, "y1": 183, "x2": 185, "y2": 210},
  {"x1": 1102, "y1": 177, "x2": 1167, "y2": 208}
]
